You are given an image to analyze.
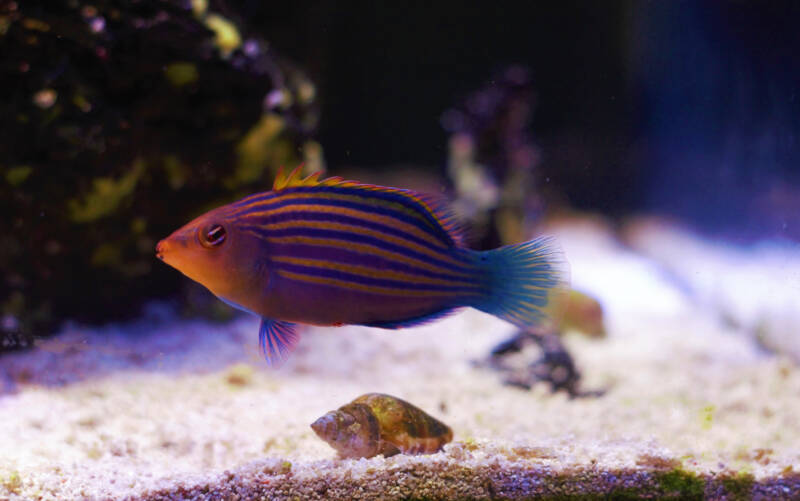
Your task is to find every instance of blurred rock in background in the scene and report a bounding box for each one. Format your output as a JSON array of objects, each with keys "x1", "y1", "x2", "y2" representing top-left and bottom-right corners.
[
  {"x1": 441, "y1": 66, "x2": 543, "y2": 250},
  {"x1": 0, "y1": 0, "x2": 320, "y2": 350}
]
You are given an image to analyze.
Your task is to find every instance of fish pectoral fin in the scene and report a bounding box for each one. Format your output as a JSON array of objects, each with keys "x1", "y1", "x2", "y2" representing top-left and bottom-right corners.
[{"x1": 258, "y1": 317, "x2": 299, "y2": 367}]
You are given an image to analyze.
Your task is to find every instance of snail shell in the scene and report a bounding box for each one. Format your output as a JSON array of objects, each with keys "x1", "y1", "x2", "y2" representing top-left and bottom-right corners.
[{"x1": 310, "y1": 393, "x2": 453, "y2": 458}]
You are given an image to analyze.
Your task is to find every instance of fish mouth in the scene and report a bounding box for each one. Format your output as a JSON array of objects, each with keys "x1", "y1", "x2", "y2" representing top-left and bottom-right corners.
[
  {"x1": 155, "y1": 239, "x2": 168, "y2": 261},
  {"x1": 156, "y1": 231, "x2": 189, "y2": 262}
]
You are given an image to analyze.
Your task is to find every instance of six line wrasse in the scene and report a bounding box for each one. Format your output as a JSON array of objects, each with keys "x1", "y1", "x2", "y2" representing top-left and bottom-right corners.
[{"x1": 156, "y1": 166, "x2": 569, "y2": 366}]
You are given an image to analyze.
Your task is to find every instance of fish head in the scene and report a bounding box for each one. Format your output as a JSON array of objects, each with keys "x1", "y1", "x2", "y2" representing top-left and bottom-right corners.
[{"x1": 156, "y1": 204, "x2": 264, "y2": 300}]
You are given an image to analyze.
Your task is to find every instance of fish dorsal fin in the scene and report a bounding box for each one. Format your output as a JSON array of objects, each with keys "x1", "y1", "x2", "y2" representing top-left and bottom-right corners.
[
  {"x1": 272, "y1": 165, "x2": 466, "y2": 247},
  {"x1": 273, "y1": 164, "x2": 347, "y2": 191},
  {"x1": 407, "y1": 192, "x2": 466, "y2": 247}
]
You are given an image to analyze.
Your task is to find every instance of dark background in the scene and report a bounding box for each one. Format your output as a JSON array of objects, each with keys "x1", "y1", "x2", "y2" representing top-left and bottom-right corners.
[
  {"x1": 244, "y1": 0, "x2": 800, "y2": 239},
  {"x1": 2, "y1": 0, "x2": 799, "y2": 345}
]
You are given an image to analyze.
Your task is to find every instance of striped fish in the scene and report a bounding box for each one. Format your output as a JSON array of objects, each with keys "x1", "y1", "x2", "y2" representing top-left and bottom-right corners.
[{"x1": 156, "y1": 166, "x2": 568, "y2": 365}]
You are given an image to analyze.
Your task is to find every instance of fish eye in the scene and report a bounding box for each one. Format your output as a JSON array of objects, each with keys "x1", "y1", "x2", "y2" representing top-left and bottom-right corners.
[{"x1": 199, "y1": 223, "x2": 227, "y2": 248}]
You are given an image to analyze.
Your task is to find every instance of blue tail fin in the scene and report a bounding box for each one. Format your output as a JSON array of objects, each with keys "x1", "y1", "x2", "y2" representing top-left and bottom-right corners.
[{"x1": 471, "y1": 236, "x2": 569, "y2": 329}]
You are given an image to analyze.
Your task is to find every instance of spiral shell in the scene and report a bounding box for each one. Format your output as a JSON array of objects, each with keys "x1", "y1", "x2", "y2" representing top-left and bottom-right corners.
[{"x1": 310, "y1": 393, "x2": 453, "y2": 458}]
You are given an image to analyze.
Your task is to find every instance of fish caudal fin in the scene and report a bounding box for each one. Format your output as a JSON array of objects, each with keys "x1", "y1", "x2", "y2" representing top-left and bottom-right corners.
[
  {"x1": 259, "y1": 317, "x2": 300, "y2": 366},
  {"x1": 472, "y1": 237, "x2": 569, "y2": 329}
]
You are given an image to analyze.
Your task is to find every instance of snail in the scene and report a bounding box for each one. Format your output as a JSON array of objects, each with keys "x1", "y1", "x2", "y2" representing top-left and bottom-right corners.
[{"x1": 310, "y1": 393, "x2": 453, "y2": 458}]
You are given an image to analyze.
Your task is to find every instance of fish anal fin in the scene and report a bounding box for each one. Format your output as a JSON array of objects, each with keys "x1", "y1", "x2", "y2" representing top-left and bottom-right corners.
[
  {"x1": 362, "y1": 307, "x2": 460, "y2": 329},
  {"x1": 259, "y1": 317, "x2": 300, "y2": 366}
]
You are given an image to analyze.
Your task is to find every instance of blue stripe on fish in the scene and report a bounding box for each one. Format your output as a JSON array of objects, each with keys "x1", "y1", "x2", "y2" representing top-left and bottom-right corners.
[
  {"x1": 242, "y1": 226, "x2": 475, "y2": 274},
  {"x1": 229, "y1": 191, "x2": 278, "y2": 209},
  {"x1": 243, "y1": 210, "x2": 454, "y2": 255},
  {"x1": 274, "y1": 261, "x2": 484, "y2": 293},
  {"x1": 266, "y1": 241, "x2": 479, "y2": 284},
  {"x1": 236, "y1": 194, "x2": 454, "y2": 248},
  {"x1": 305, "y1": 185, "x2": 457, "y2": 243}
]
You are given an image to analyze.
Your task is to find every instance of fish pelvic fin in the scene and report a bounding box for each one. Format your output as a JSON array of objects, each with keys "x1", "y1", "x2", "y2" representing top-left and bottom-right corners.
[
  {"x1": 259, "y1": 317, "x2": 300, "y2": 366},
  {"x1": 471, "y1": 236, "x2": 569, "y2": 329}
]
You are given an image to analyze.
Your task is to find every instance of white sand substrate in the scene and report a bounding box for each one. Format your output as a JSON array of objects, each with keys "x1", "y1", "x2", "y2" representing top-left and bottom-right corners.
[{"x1": 0, "y1": 218, "x2": 799, "y2": 500}]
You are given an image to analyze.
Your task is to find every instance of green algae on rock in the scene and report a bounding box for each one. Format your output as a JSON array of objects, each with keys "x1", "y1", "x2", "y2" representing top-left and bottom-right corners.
[{"x1": 0, "y1": 0, "x2": 319, "y2": 350}]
